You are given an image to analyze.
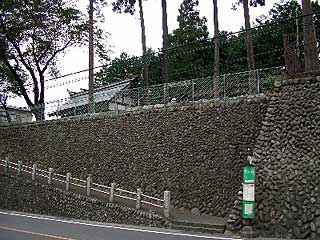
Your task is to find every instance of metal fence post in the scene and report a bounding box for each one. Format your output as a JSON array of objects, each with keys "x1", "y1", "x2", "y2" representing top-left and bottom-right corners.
[
  {"x1": 137, "y1": 90, "x2": 140, "y2": 107},
  {"x1": 163, "y1": 84, "x2": 166, "y2": 105},
  {"x1": 73, "y1": 102, "x2": 77, "y2": 116},
  {"x1": 17, "y1": 161, "x2": 22, "y2": 175},
  {"x1": 87, "y1": 175, "x2": 91, "y2": 196},
  {"x1": 164, "y1": 190, "x2": 171, "y2": 218},
  {"x1": 249, "y1": 70, "x2": 255, "y2": 95},
  {"x1": 56, "y1": 100, "x2": 60, "y2": 119},
  {"x1": 66, "y1": 172, "x2": 71, "y2": 191},
  {"x1": 256, "y1": 69, "x2": 260, "y2": 95},
  {"x1": 136, "y1": 188, "x2": 142, "y2": 210},
  {"x1": 110, "y1": 182, "x2": 115, "y2": 202},
  {"x1": 192, "y1": 79, "x2": 195, "y2": 103},
  {"x1": 32, "y1": 164, "x2": 37, "y2": 180},
  {"x1": 48, "y1": 168, "x2": 54, "y2": 185},
  {"x1": 223, "y1": 74, "x2": 226, "y2": 99}
]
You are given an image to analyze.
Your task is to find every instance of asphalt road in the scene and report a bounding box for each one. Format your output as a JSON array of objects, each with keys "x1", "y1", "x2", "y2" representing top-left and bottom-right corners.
[{"x1": 0, "y1": 210, "x2": 241, "y2": 240}]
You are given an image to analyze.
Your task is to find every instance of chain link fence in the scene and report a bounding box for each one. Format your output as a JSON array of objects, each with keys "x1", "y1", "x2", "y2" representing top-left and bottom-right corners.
[
  {"x1": 1, "y1": 66, "x2": 283, "y2": 124},
  {"x1": 110, "y1": 66, "x2": 282, "y2": 111}
]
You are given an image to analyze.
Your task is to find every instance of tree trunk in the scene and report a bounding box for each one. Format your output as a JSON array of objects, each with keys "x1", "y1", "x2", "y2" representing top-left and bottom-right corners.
[
  {"x1": 138, "y1": 0, "x2": 149, "y2": 90},
  {"x1": 243, "y1": 0, "x2": 255, "y2": 71},
  {"x1": 302, "y1": 0, "x2": 319, "y2": 72},
  {"x1": 88, "y1": 0, "x2": 95, "y2": 114},
  {"x1": 31, "y1": 104, "x2": 45, "y2": 121},
  {"x1": 161, "y1": 0, "x2": 169, "y2": 84},
  {"x1": 213, "y1": 0, "x2": 220, "y2": 97}
]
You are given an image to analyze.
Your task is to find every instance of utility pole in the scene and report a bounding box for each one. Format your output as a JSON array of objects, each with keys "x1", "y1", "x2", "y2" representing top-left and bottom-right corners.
[
  {"x1": 88, "y1": 0, "x2": 95, "y2": 113},
  {"x1": 162, "y1": 0, "x2": 169, "y2": 84}
]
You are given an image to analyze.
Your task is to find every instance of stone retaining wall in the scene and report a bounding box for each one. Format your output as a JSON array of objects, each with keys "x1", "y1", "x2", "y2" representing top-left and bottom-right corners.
[
  {"x1": 0, "y1": 173, "x2": 166, "y2": 227},
  {"x1": 0, "y1": 98, "x2": 268, "y2": 217},
  {"x1": 227, "y1": 76, "x2": 320, "y2": 239}
]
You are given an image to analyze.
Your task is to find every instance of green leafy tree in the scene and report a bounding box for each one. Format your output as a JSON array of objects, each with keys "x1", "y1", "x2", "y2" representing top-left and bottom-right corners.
[
  {"x1": 170, "y1": 0, "x2": 209, "y2": 46},
  {"x1": 253, "y1": 0, "x2": 320, "y2": 69},
  {"x1": 0, "y1": 0, "x2": 108, "y2": 120},
  {"x1": 221, "y1": 0, "x2": 314, "y2": 73},
  {"x1": 253, "y1": 0, "x2": 302, "y2": 69},
  {"x1": 96, "y1": 49, "x2": 162, "y2": 86},
  {"x1": 220, "y1": 31, "x2": 248, "y2": 73},
  {"x1": 96, "y1": 52, "x2": 142, "y2": 84},
  {"x1": 168, "y1": 0, "x2": 211, "y2": 82}
]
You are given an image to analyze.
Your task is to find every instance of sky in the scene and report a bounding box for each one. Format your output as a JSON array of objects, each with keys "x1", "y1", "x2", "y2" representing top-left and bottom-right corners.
[
  {"x1": 7, "y1": 0, "x2": 303, "y2": 111},
  {"x1": 60, "y1": 0, "x2": 278, "y2": 75}
]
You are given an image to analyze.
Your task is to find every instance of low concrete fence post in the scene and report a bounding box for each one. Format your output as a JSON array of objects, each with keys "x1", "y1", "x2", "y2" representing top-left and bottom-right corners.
[
  {"x1": 5, "y1": 158, "x2": 9, "y2": 172},
  {"x1": 66, "y1": 172, "x2": 71, "y2": 191},
  {"x1": 164, "y1": 190, "x2": 171, "y2": 218},
  {"x1": 17, "y1": 161, "x2": 22, "y2": 175},
  {"x1": 32, "y1": 164, "x2": 37, "y2": 180},
  {"x1": 48, "y1": 168, "x2": 54, "y2": 185},
  {"x1": 87, "y1": 175, "x2": 91, "y2": 196},
  {"x1": 110, "y1": 182, "x2": 115, "y2": 202},
  {"x1": 136, "y1": 188, "x2": 142, "y2": 210}
]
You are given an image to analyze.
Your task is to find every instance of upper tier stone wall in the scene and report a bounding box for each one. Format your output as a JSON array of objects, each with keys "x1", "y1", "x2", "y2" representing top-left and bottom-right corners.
[{"x1": 0, "y1": 98, "x2": 268, "y2": 217}]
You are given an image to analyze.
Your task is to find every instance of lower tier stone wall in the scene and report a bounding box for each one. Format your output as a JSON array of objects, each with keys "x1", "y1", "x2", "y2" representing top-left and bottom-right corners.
[{"x1": 0, "y1": 173, "x2": 166, "y2": 227}]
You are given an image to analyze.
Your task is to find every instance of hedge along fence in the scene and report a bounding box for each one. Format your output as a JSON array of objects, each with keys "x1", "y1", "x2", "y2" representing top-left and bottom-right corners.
[{"x1": 0, "y1": 158, "x2": 171, "y2": 218}]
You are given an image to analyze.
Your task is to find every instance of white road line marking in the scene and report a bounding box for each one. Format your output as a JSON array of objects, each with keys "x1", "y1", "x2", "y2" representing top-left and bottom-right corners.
[{"x1": 0, "y1": 211, "x2": 242, "y2": 240}]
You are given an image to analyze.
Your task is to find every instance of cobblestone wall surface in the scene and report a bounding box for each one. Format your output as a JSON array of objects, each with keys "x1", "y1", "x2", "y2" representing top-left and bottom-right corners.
[
  {"x1": 0, "y1": 98, "x2": 268, "y2": 217},
  {"x1": 227, "y1": 76, "x2": 320, "y2": 239}
]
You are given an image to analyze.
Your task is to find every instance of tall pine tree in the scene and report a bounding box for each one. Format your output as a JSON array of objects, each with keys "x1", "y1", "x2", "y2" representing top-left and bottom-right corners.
[
  {"x1": 168, "y1": 0, "x2": 211, "y2": 82},
  {"x1": 170, "y1": 0, "x2": 209, "y2": 45}
]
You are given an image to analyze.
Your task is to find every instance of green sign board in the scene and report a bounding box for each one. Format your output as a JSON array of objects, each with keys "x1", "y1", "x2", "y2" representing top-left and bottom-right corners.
[
  {"x1": 243, "y1": 166, "x2": 255, "y2": 183},
  {"x1": 242, "y1": 201, "x2": 255, "y2": 219}
]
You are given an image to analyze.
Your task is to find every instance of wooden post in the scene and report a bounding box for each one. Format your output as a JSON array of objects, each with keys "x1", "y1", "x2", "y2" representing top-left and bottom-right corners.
[
  {"x1": 136, "y1": 188, "x2": 142, "y2": 210},
  {"x1": 110, "y1": 182, "x2": 115, "y2": 202},
  {"x1": 32, "y1": 164, "x2": 37, "y2": 180},
  {"x1": 66, "y1": 172, "x2": 71, "y2": 191}
]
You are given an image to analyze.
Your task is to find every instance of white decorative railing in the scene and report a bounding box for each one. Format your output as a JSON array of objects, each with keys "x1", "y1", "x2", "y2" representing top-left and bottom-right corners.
[{"x1": 0, "y1": 158, "x2": 170, "y2": 218}]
